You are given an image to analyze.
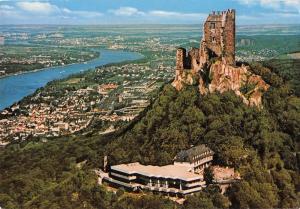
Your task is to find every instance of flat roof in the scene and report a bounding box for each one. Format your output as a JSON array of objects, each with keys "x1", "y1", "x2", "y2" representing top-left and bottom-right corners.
[{"x1": 111, "y1": 162, "x2": 203, "y2": 182}]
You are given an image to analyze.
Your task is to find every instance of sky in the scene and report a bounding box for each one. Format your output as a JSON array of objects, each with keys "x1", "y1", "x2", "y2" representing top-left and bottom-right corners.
[{"x1": 0, "y1": 0, "x2": 300, "y2": 25}]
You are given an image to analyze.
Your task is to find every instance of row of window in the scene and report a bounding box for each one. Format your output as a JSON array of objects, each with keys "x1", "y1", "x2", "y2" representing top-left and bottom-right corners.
[{"x1": 192, "y1": 151, "x2": 213, "y2": 161}]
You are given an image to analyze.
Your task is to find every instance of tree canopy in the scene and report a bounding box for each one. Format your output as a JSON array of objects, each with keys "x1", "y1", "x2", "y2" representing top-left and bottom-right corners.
[{"x1": 0, "y1": 62, "x2": 299, "y2": 208}]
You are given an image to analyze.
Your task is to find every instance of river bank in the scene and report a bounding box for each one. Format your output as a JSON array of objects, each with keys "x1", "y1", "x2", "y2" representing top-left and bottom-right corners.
[
  {"x1": 0, "y1": 52, "x2": 101, "y2": 79},
  {"x1": 0, "y1": 49, "x2": 143, "y2": 110}
]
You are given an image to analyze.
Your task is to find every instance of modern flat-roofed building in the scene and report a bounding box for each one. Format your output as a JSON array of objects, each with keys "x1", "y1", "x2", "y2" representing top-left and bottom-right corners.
[
  {"x1": 104, "y1": 162, "x2": 205, "y2": 196},
  {"x1": 103, "y1": 144, "x2": 214, "y2": 196}
]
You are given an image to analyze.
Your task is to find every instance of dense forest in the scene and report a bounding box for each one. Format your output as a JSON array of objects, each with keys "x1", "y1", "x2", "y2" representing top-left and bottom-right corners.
[{"x1": 0, "y1": 59, "x2": 299, "y2": 208}]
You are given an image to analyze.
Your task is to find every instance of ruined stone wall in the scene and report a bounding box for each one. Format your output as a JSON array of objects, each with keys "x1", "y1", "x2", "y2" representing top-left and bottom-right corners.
[
  {"x1": 203, "y1": 10, "x2": 236, "y2": 65},
  {"x1": 172, "y1": 9, "x2": 269, "y2": 107},
  {"x1": 188, "y1": 48, "x2": 200, "y2": 72},
  {"x1": 176, "y1": 48, "x2": 186, "y2": 71},
  {"x1": 175, "y1": 10, "x2": 236, "y2": 75},
  {"x1": 203, "y1": 13, "x2": 223, "y2": 57},
  {"x1": 222, "y1": 10, "x2": 235, "y2": 65},
  {"x1": 175, "y1": 48, "x2": 186, "y2": 80}
]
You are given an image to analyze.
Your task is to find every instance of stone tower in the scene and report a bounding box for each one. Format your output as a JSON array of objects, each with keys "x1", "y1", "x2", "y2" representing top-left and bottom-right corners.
[
  {"x1": 175, "y1": 9, "x2": 236, "y2": 74},
  {"x1": 172, "y1": 9, "x2": 270, "y2": 107},
  {"x1": 175, "y1": 48, "x2": 187, "y2": 79},
  {"x1": 202, "y1": 9, "x2": 236, "y2": 65}
]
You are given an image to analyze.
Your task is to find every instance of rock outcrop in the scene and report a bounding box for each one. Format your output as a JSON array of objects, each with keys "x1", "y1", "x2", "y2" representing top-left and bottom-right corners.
[{"x1": 172, "y1": 9, "x2": 269, "y2": 107}]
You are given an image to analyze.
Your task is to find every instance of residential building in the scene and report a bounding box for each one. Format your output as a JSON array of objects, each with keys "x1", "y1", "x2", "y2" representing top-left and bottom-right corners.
[{"x1": 174, "y1": 145, "x2": 214, "y2": 173}]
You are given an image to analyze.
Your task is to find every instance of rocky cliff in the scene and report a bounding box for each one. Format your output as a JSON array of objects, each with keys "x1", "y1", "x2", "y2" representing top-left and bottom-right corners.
[
  {"x1": 199, "y1": 61, "x2": 269, "y2": 107},
  {"x1": 172, "y1": 9, "x2": 269, "y2": 107},
  {"x1": 172, "y1": 60, "x2": 269, "y2": 107}
]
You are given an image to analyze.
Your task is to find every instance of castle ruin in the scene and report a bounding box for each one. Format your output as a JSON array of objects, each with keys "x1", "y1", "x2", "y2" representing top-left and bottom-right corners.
[{"x1": 172, "y1": 9, "x2": 269, "y2": 107}]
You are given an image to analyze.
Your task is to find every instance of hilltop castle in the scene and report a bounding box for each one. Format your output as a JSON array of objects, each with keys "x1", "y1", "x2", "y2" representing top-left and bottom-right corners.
[{"x1": 173, "y1": 9, "x2": 269, "y2": 107}]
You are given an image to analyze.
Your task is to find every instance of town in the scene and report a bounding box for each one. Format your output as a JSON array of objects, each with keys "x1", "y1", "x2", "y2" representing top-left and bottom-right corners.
[
  {"x1": 1, "y1": 24, "x2": 296, "y2": 78},
  {"x1": 0, "y1": 61, "x2": 173, "y2": 142},
  {"x1": 0, "y1": 45, "x2": 99, "y2": 77}
]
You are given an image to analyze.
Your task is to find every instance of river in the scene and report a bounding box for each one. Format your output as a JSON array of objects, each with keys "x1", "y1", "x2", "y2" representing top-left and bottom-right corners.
[{"x1": 0, "y1": 49, "x2": 143, "y2": 110}]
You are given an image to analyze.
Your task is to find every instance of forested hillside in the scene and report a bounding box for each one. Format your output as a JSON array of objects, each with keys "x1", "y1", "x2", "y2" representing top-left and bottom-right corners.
[{"x1": 0, "y1": 61, "x2": 299, "y2": 208}]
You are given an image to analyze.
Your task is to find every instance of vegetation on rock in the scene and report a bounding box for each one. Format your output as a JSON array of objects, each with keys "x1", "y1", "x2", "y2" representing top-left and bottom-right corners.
[{"x1": 0, "y1": 62, "x2": 299, "y2": 208}]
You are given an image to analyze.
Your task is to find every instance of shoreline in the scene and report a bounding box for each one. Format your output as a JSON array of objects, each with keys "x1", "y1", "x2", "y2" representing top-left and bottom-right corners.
[
  {"x1": 0, "y1": 49, "x2": 144, "y2": 111},
  {"x1": 0, "y1": 49, "x2": 144, "y2": 79},
  {"x1": 0, "y1": 54, "x2": 101, "y2": 79}
]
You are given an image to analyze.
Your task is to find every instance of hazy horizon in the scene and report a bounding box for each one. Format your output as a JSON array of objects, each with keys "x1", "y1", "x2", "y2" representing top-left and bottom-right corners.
[
  {"x1": 1, "y1": 0, "x2": 300, "y2": 25},
  {"x1": 1, "y1": 23, "x2": 300, "y2": 26}
]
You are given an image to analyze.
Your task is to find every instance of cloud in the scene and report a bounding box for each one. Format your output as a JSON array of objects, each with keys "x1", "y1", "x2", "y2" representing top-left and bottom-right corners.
[
  {"x1": 62, "y1": 8, "x2": 103, "y2": 18},
  {"x1": 236, "y1": 0, "x2": 300, "y2": 12},
  {"x1": 238, "y1": 12, "x2": 294, "y2": 20},
  {"x1": 2, "y1": 1, "x2": 299, "y2": 24},
  {"x1": 149, "y1": 10, "x2": 206, "y2": 19},
  {"x1": 0, "y1": 5, "x2": 22, "y2": 20},
  {"x1": 16, "y1": 2, "x2": 58, "y2": 14},
  {"x1": 237, "y1": 10, "x2": 300, "y2": 25},
  {"x1": 109, "y1": 6, "x2": 206, "y2": 20},
  {"x1": 0, "y1": 4, "x2": 13, "y2": 9},
  {"x1": 0, "y1": 1, "x2": 103, "y2": 24},
  {"x1": 109, "y1": 7, "x2": 145, "y2": 16}
]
